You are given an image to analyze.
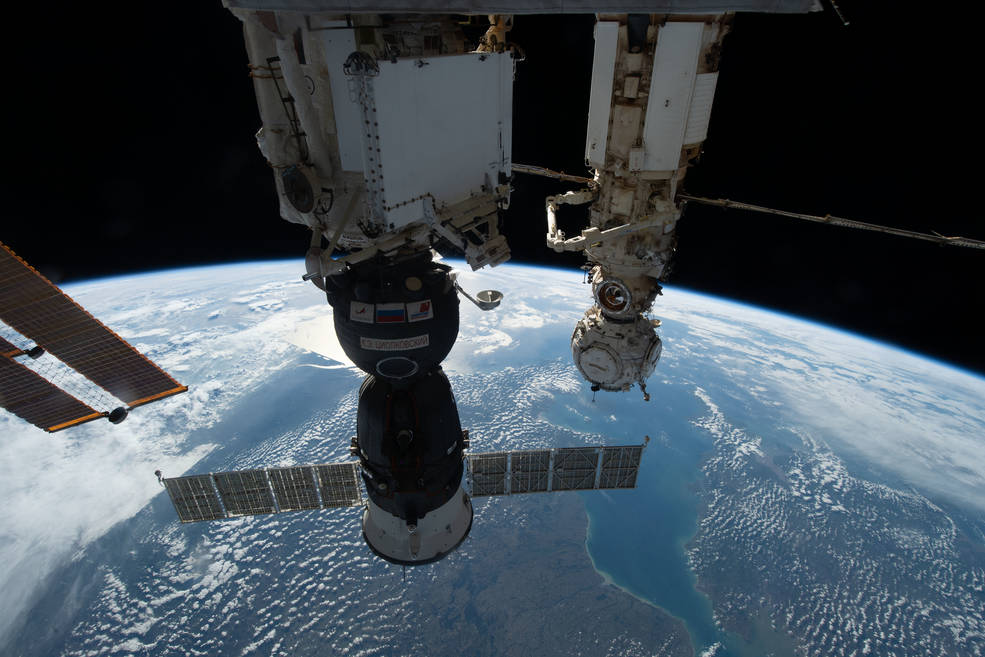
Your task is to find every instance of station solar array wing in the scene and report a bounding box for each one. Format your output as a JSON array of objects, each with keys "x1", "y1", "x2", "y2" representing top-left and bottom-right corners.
[
  {"x1": 0, "y1": 350, "x2": 104, "y2": 431},
  {"x1": 0, "y1": 242, "x2": 187, "y2": 430},
  {"x1": 0, "y1": 335, "x2": 20, "y2": 356},
  {"x1": 468, "y1": 444, "x2": 646, "y2": 497},
  {"x1": 163, "y1": 463, "x2": 364, "y2": 523}
]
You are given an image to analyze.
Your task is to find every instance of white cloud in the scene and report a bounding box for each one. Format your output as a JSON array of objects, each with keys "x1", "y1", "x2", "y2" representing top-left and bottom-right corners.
[
  {"x1": 663, "y1": 287, "x2": 985, "y2": 511},
  {"x1": 0, "y1": 263, "x2": 333, "y2": 646}
]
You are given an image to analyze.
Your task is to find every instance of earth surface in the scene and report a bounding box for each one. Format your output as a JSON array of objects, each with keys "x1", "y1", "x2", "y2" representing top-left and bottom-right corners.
[{"x1": 1, "y1": 260, "x2": 983, "y2": 657}]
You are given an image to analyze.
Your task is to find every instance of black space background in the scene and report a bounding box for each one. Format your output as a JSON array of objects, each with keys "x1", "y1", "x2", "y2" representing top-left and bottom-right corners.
[{"x1": 3, "y1": 3, "x2": 982, "y2": 376}]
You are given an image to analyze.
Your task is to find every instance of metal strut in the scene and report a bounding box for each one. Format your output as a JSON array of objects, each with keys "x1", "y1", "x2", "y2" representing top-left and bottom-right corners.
[
  {"x1": 678, "y1": 195, "x2": 985, "y2": 251},
  {"x1": 262, "y1": 57, "x2": 309, "y2": 163},
  {"x1": 344, "y1": 52, "x2": 386, "y2": 234},
  {"x1": 512, "y1": 163, "x2": 595, "y2": 186}
]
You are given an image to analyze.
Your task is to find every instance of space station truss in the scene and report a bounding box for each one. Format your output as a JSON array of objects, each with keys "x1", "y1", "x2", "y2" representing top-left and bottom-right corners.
[
  {"x1": 467, "y1": 444, "x2": 645, "y2": 497},
  {"x1": 163, "y1": 462, "x2": 364, "y2": 523},
  {"x1": 0, "y1": 242, "x2": 187, "y2": 431},
  {"x1": 225, "y1": 1, "x2": 821, "y2": 14}
]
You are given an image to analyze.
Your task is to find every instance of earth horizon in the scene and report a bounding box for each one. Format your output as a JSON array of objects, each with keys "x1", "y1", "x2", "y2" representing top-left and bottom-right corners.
[{"x1": 1, "y1": 259, "x2": 983, "y2": 657}]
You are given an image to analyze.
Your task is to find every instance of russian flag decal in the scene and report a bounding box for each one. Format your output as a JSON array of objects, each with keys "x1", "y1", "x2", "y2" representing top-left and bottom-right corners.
[
  {"x1": 350, "y1": 301, "x2": 374, "y2": 324},
  {"x1": 407, "y1": 299, "x2": 433, "y2": 323},
  {"x1": 375, "y1": 303, "x2": 406, "y2": 323}
]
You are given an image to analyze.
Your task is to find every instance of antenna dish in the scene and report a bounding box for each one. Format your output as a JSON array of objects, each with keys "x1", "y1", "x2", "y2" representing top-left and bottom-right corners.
[
  {"x1": 454, "y1": 282, "x2": 503, "y2": 311},
  {"x1": 475, "y1": 290, "x2": 503, "y2": 310}
]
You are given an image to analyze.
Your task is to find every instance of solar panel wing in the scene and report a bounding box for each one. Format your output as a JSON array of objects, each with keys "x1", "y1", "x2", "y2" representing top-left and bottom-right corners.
[
  {"x1": 0, "y1": 335, "x2": 22, "y2": 357},
  {"x1": 315, "y1": 463, "x2": 363, "y2": 507},
  {"x1": 164, "y1": 474, "x2": 226, "y2": 522},
  {"x1": 552, "y1": 447, "x2": 599, "y2": 491},
  {"x1": 269, "y1": 466, "x2": 321, "y2": 511},
  {"x1": 467, "y1": 443, "x2": 645, "y2": 498},
  {"x1": 598, "y1": 445, "x2": 643, "y2": 489},
  {"x1": 0, "y1": 242, "x2": 187, "y2": 407},
  {"x1": 214, "y1": 470, "x2": 276, "y2": 516},
  {"x1": 509, "y1": 449, "x2": 551, "y2": 494},
  {"x1": 0, "y1": 354, "x2": 104, "y2": 431},
  {"x1": 468, "y1": 453, "x2": 508, "y2": 496}
]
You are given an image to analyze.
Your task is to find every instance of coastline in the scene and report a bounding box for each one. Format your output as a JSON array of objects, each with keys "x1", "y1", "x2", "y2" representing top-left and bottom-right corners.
[{"x1": 583, "y1": 500, "x2": 713, "y2": 656}]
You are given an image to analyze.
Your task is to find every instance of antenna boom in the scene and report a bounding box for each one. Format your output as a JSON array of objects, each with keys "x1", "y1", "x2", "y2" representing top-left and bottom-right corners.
[{"x1": 679, "y1": 195, "x2": 985, "y2": 250}]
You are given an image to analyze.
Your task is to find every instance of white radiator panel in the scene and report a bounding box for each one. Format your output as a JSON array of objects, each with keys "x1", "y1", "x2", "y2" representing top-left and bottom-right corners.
[
  {"x1": 585, "y1": 21, "x2": 620, "y2": 169},
  {"x1": 683, "y1": 72, "x2": 719, "y2": 145},
  {"x1": 642, "y1": 22, "x2": 703, "y2": 171}
]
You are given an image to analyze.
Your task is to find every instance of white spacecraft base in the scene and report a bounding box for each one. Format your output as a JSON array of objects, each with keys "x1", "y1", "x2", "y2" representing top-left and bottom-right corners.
[{"x1": 362, "y1": 484, "x2": 474, "y2": 565}]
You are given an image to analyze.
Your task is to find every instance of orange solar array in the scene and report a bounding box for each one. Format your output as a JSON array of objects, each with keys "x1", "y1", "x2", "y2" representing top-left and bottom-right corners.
[
  {"x1": 0, "y1": 334, "x2": 23, "y2": 357},
  {"x1": 0, "y1": 242, "x2": 187, "y2": 430},
  {"x1": 0, "y1": 353, "x2": 104, "y2": 431}
]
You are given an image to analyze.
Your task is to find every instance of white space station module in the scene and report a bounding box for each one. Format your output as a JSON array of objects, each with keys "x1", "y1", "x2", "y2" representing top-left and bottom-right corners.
[
  {"x1": 220, "y1": 2, "x2": 774, "y2": 398},
  {"x1": 550, "y1": 14, "x2": 731, "y2": 400},
  {"x1": 155, "y1": 1, "x2": 817, "y2": 566}
]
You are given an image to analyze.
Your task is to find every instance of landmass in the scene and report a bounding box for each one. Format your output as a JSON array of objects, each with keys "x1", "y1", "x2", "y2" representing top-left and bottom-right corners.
[{"x1": 686, "y1": 388, "x2": 985, "y2": 657}]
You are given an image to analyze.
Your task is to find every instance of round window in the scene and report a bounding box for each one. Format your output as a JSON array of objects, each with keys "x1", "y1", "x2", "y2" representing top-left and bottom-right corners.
[{"x1": 376, "y1": 356, "x2": 419, "y2": 379}]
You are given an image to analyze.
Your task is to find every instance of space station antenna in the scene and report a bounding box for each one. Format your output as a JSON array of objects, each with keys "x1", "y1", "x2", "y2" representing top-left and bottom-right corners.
[
  {"x1": 678, "y1": 195, "x2": 985, "y2": 250},
  {"x1": 510, "y1": 164, "x2": 985, "y2": 250},
  {"x1": 511, "y1": 165, "x2": 984, "y2": 250}
]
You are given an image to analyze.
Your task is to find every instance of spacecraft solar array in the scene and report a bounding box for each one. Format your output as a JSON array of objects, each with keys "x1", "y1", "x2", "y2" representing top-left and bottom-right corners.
[
  {"x1": 164, "y1": 445, "x2": 645, "y2": 523},
  {"x1": 164, "y1": 463, "x2": 365, "y2": 523},
  {"x1": 0, "y1": 242, "x2": 186, "y2": 431},
  {"x1": 468, "y1": 445, "x2": 644, "y2": 497}
]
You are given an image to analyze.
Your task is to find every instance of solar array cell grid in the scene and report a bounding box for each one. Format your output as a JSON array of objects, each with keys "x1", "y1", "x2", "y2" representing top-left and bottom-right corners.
[
  {"x1": 510, "y1": 449, "x2": 550, "y2": 494},
  {"x1": 164, "y1": 474, "x2": 226, "y2": 522},
  {"x1": 469, "y1": 453, "x2": 507, "y2": 496},
  {"x1": 214, "y1": 470, "x2": 276, "y2": 516},
  {"x1": 0, "y1": 356, "x2": 103, "y2": 431},
  {"x1": 316, "y1": 463, "x2": 363, "y2": 507},
  {"x1": 0, "y1": 335, "x2": 20, "y2": 355},
  {"x1": 599, "y1": 446, "x2": 643, "y2": 489},
  {"x1": 269, "y1": 466, "x2": 321, "y2": 511},
  {"x1": 552, "y1": 447, "x2": 599, "y2": 491},
  {"x1": 0, "y1": 243, "x2": 186, "y2": 406}
]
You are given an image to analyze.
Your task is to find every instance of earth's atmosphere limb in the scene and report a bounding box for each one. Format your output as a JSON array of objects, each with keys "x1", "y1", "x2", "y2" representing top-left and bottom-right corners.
[{"x1": 2, "y1": 261, "x2": 984, "y2": 657}]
